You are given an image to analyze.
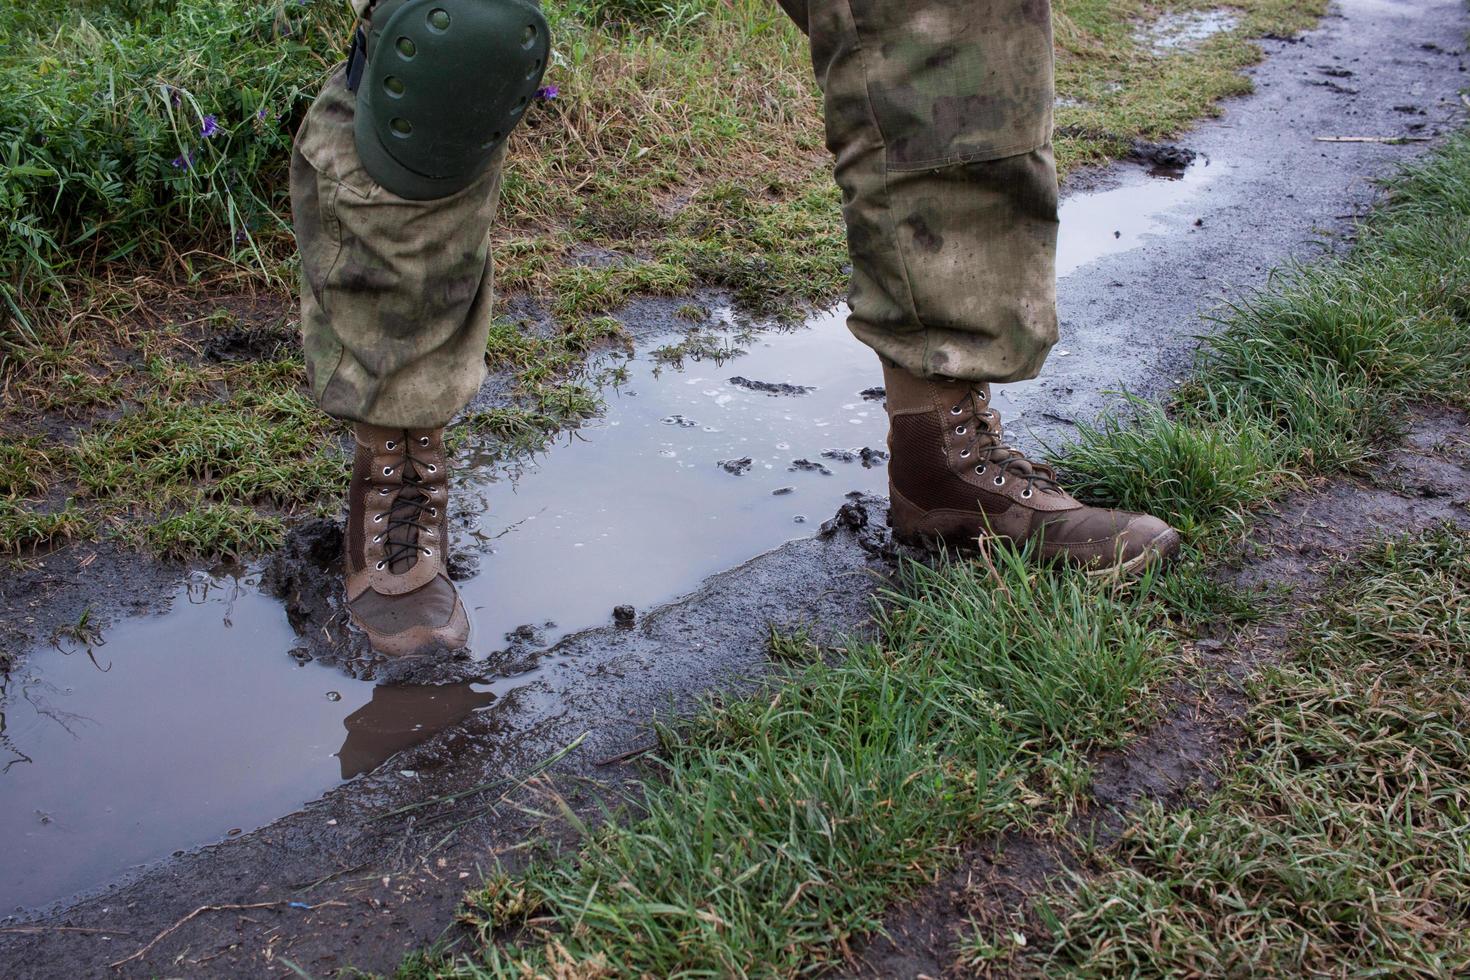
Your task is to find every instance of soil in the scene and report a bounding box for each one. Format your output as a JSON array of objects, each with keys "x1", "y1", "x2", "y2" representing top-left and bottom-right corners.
[{"x1": 2, "y1": 0, "x2": 1468, "y2": 975}]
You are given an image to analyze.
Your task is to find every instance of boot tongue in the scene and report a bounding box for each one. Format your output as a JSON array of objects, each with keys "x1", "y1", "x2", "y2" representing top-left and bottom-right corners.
[
  {"x1": 963, "y1": 390, "x2": 1064, "y2": 494},
  {"x1": 385, "y1": 457, "x2": 424, "y2": 575}
]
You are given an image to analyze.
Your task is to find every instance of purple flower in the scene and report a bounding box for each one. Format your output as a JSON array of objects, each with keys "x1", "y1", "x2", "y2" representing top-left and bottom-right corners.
[
  {"x1": 201, "y1": 114, "x2": 219, "y2": 138},
  {"x1": 171, "y1": 149, "x2": 197, "y2": 170},
  {"x1": 256, "y1": 107, "x2": 269, "y2": 121},
  {"x1": 537, "y1": 84, "x2": 559, "y2": 101}
]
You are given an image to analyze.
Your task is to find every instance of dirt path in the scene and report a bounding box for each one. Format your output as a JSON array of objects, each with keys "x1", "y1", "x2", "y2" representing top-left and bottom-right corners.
[{"x1": 1, "y1": 0, "x2": 1467, "y2": 975}]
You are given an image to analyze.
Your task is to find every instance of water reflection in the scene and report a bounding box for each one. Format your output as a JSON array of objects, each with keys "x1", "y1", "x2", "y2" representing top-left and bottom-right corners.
[{"x1": 337, "y1": 683, "x2": 497, "y2": 779}]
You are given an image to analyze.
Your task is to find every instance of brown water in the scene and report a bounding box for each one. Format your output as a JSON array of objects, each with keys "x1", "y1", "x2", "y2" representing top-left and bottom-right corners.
[{"x1": 0, "y1": 158, "x2": 1215, "y2": 914}]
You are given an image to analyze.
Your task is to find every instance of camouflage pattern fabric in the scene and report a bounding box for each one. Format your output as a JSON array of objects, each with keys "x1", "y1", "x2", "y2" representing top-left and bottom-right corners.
[
  {"x1": 291, "y1": 0, "x2": 1057, "y2": 426},
  {"x1": 291, "y1": 73, "x2": 504, "y2": 427},
  {"x1": 792, "y1": 0, "x2": 1059, "y2": 382}
]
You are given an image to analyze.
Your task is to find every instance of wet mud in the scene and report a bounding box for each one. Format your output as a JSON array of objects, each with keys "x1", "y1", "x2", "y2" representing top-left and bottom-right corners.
[{"x1": 2, "y1": 0, "x2": 1468, "y2": 974}]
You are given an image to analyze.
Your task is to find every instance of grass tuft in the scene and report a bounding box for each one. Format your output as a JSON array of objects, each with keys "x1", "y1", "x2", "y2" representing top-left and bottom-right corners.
[
  {"x1": 72, "y1": 395, "x2": 345, "y2": 508},
  {"x1": 1054, "y1": 130, "x2": 1470, "y2": 541},
  {"x1": 0, "y1": 501, "x2": 95, "y2": 554},
  {"x1": 1035, "y1": 528, "x2": 1470, "y2": 976},
  {"x1": 140, "y1": 501, "x2": 287, "y2": 560},
  {"x1": 427, "y1": 543, "x2": 1176, "y2": 976}
]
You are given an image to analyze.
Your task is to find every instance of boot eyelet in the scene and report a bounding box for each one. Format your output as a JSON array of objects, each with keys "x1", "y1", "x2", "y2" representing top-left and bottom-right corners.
[
  {"x1": 950, "y1": 405, "x2": 964, "y2": 415},
  {"x1": 373, "y1": 533, "x2": 383, "y2": 543},
  {"x1": 385, "y1": 441, "x2": 396, "y2": 451},
  {"x1": 426, "y1": 529, "x2": 437, "y2": 537},
  {"x1": 959, "y1": 450, "x2": 971, "y2": 459},
  {"x1": 373, "y1": 513, "x2": 384, "y2": 523},
  {"x1": 422, "y1": 547, "x2": 433, "y2": 557},
  {"x1": 375, "y1": 560, "x2": 386, "y2": 571},
  {"x1": 994, "y1": 476, "x2": 1005, "y2": 487},
  {"x1": 426, "y1": 464, "x2": 438, "y2": 474},
  {"x1": 955, "y1": 426, "x2": 966, "y2": 435},
  {"x1": 975, "y1": 465, "x2": 986, "y2": 475},
  {"x1": 383, "y1": 466, "x2": 394, "y2": 477},
  {"x1": 1021, "y1": 489, "x2": 1033, "y2": 499},
  {"x1": 378, "y1": 487, "x2": 391, "y2": 495},
  {"x1": 419, "y1": 436, "x2": 430, "y2": 447}
]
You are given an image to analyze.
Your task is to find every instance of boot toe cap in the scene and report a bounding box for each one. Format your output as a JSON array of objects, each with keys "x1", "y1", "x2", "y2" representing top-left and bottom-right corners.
[
  {"x1": 1115, "y1": 513, "x2": 1181, "y2": 571},
  {"x1": 348, "y1": 578, "x2": 471, "y2": 656}
]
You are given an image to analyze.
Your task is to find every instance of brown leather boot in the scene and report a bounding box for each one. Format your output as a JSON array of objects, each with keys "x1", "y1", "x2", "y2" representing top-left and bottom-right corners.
[
  {"x1": 345, "y1": 424, "x2": 470, "y2": 655},
  {"x1": 883, "y1": 361, "x2": 1180, "y2": 576}
]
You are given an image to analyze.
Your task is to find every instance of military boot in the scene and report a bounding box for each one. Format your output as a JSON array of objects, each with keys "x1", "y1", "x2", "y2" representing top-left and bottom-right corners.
[
  {"x1": 345, "y1": 424, "x2": 469, "y2": 655},
  {"x1": 882, "y1": 361, "x2": 1180, "y2": 576}
]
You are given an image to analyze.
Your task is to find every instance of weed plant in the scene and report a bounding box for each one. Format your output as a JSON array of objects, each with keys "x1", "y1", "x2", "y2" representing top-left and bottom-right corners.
[{"x1": 0, "y1": 0, "x2": 347, "y2": 327}]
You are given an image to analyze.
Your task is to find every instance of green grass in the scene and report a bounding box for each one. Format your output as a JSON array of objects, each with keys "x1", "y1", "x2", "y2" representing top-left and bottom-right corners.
[
  {"x1": 0, "y1": 0, "x2": 343, "y2": 326},
  {"x1": 410, "y1": 545, "x2": 1177, "y2": 977},
  {"x1": 0, "y1": 352, "x2": 345, "y2": 560},
  {"x1": 0, "y1": 435, "x2": 57, "y2": 499},
  {"x1": 140, "y1": 501, "x2": 286, "y2": 559},
  {"x1": 0, "y1": 501, "x2": 95, "y2": 554},
  {"x1": 1028, "y1": 528, "x2": 1470, "y2": 977},
  {"x1": 1055, "y1": 131, "x2": 1470, "y2": 541},
  {"x1": 1058, "y1": 397, "x2": 1294, "y2": 539},
  {"x1": 73, "y1": 393, "x2": 343, "y2": 507}
]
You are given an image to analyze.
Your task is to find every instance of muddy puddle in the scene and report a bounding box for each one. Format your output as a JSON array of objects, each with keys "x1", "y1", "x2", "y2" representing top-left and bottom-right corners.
[
  {"x1": 1137, "y1": 10, "x2": 1240, "y2": 55},
  {"x1": 0, "y1": 158, "x2": 1215, "y2": 914}
]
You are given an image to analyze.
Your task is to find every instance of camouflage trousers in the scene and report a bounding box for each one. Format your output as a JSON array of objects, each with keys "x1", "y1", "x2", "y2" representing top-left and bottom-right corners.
[{"x1": 292, "y1": 0, "x2": 1058, "y2": 428}]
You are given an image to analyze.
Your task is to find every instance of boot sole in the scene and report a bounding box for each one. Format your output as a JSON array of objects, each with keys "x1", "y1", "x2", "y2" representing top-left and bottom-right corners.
[
  {"x1": 349, "y1": 596, "x2": 473, "y2": 658},
  {"x1": 888, "y1": 497, "x2": 1182, "y2": 581}
]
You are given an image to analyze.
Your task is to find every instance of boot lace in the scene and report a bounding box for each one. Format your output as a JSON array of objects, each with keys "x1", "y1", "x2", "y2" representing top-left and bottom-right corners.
[
  {"x1": 949, "y1": 387, "x2": 1064, "y2": 500},
  {"x1": 373, "y1": 433, "x2": 440, "y2": 573}
]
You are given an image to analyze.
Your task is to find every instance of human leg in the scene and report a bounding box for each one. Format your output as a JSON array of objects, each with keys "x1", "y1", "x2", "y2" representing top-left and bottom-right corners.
[
  {"x1": 290, "y1": 1, "x2": 546, "y2": 653},
  {"x1": 784, "y1": 0, "x2": 1178, "y2": 571}
]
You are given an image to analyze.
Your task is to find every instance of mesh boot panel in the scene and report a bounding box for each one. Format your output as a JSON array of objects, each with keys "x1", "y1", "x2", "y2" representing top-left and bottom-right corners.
[{"x1": 890, "y1": 413, "x2": 1011, "y2": 516}]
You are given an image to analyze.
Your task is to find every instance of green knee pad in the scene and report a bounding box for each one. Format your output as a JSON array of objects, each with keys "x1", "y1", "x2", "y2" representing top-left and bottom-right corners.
[{"x1": 354, "y1": 0, "x2": 549, "y2": 200}]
